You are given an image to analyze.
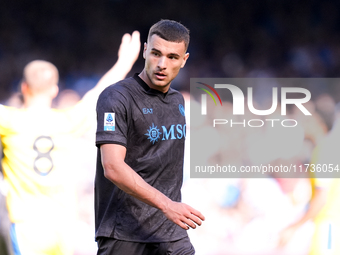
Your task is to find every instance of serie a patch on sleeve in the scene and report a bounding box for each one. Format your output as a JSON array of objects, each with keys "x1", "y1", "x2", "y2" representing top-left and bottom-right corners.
[{"x1": 104, "y1": 112, "x2": 115, "y2": 131}]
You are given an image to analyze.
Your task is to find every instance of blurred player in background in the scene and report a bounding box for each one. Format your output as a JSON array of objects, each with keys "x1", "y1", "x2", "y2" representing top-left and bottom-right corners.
[
  {"x1": 279, "y1": 103, "x2": 340, "y2": 255},
  {"x1": 0, "y1": 31, "x2": 140, "y2": 255},
  {"x1": 95, "y1": 19, "x2": 204, "y2": 255},
  {"x1": 0, "y1": 171, "x2": 12, "y2": 255}
]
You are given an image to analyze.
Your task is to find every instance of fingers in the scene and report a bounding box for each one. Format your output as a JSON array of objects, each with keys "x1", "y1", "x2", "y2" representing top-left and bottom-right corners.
[
  {"x1": 178, "y1": 220, "x2": 190, "y2": 230},
  {"x1": 190, "y1": 207, "x2": 205, "y2": 222},
  {"x1": 121, "y1": 33, "x2": 132, "y2": 44},
  {"x1": 175, "y1": 216, "x2": 197, "y2": 230},
  {"x1": 278, "y1": 236, "x2": 288, "y2": 248},
  {"x1": 164, "y1": 201, "x2": 205, "y2": 230},
  {"x1": 279, "y1": 232, "x2": 291, "y2": 247},
  {"x1": 277, "y1": 227, "x2": 294, "y2": 248},
  {"x1": 182, "y1": 205, "x2": 205, "y2": 229},
  {"x1": 121, "y1": 31, "x2": 140, "y2": 49},
  {"x1": 130, "y1": 31, "x2": 141, "y2": 58},
  {"x1": 131, "y1": 31, "x2": 140, "y2": 44},
  {"x1": 118, "y1": 31, "x2": 141, "y2": 62},
  {"x1": 184, "y1": 216, "x2": 198, "y2": 229}
]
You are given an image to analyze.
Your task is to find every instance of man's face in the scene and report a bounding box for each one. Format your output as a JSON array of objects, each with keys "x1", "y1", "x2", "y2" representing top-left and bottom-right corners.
[{"x1": 142, "y1": 34, "x2": 189, "y2": 92}]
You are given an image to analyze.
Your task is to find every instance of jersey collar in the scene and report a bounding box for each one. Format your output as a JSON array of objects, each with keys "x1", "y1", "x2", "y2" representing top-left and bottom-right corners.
[{"x1": 133, "y1": 73, "x2": 169, "y2": 98}]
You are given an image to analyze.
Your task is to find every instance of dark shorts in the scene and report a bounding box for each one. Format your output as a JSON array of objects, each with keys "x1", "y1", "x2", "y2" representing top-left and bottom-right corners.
[{"x1": 96, "y1": 236, "x2": 195, "y2": 255}]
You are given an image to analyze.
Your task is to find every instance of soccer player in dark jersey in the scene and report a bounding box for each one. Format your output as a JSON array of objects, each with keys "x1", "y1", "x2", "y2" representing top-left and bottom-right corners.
[{"x1": 95, "y1": 19, "x2": 205, "y2": 254}]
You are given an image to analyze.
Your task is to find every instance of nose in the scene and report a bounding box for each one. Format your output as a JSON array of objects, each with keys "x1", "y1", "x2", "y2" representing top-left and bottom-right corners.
[{"x1": 157, "y1": 56, "x2": 167, "y2": 70}]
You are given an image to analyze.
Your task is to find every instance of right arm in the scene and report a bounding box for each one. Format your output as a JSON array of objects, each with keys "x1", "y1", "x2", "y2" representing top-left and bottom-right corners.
[
  {"x1": 100, "y1": 143, "x2": 205, "y2": 230},
  {"x1": 278, "y1": 143, "x2": 329, "y2": 248},
  {"x1": 278, "y1": 186, "x2": 327, "y2": 247}
]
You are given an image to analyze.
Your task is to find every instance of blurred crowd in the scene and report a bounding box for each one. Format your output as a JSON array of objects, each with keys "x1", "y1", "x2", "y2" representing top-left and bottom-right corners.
[
  {"x1": 2, "y1": 0, "x2": 340, "y2": 101},
  {"x1": 2, "y1": 0, "x2": 340, "y2": 255}
]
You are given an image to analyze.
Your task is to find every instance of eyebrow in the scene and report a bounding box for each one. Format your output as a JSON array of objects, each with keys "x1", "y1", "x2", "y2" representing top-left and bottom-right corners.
[{"x1": 151, "y1": 48, "x2": 181, "y2": 58}]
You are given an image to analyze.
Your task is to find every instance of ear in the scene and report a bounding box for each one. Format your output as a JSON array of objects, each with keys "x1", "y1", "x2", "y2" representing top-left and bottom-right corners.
[
  {"x1": 21, "y1": 81, "x2": 29, "y2": 95},
  {"x1": 143, "y1": 42, "x2": 147, "y2": 59},
  {"x1": 50, "y1": 84, "x2": 59, "y2": 99},
  {"x1": 181, "y1": 52, "x2": 190, "y2": 68}
]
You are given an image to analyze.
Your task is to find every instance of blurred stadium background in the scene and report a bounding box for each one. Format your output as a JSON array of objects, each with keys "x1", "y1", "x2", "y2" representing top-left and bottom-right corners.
[{"x1": 1, "y1": 0, "x2": 340, "y2": 254}]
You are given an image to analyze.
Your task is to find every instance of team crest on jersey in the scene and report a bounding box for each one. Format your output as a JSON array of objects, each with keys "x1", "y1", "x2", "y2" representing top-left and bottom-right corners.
[
  {"x1": 179, "y1": 104, "x2": 185, "y2": 116},
  {"x1": 104, "y1": 113, "x2": 115, "y2": 131},
  {"x1": 145, "y1": 123, "x2": 162, "y2": 144}
]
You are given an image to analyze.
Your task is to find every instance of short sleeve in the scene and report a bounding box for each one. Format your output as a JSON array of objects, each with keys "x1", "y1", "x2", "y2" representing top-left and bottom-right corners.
[{"x1": 95, "y1": 86, "x2": 129, "y2": 147}]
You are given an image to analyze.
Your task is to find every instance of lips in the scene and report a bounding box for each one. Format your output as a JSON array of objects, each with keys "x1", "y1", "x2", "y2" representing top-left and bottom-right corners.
[{"x1": 155, "y1": 72, "x2": 166, "y2": 80}]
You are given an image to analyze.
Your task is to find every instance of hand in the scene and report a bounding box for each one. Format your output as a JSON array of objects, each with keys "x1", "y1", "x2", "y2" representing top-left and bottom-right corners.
[
  {"x1": 117, "y1": 31, "x2": 141, "y2": 67},
  {"x1": 278, "y1": 224, "x2": 299, "y2": 248},
  {"x1": 162, "y1": 201, "x2": 205, "y2": 230}
]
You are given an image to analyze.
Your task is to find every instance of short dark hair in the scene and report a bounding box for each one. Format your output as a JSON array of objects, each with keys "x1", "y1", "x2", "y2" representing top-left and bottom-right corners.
[{"x1": 148, "y1": 19, "x2": 190, "y2": 50}]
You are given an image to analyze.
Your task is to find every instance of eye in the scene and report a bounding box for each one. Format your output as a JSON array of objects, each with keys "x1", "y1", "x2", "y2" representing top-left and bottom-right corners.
[
  {"x1": 169, "y1": 55, "x2": 179, "y2": 60},
  {"x1": 152, "y1": 51, "x2": 160, "y2": 57}
]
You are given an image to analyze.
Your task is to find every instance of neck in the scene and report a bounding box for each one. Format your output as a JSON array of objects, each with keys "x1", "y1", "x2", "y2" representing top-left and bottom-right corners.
[{"x1": 139, "y1": 70, "x2": 170, "y2": 93}]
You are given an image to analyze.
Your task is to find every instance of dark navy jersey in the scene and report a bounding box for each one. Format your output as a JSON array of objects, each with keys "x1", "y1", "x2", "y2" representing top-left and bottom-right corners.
[{"x1": 95, "y1": 74, "x2": 187, "y2": 242}]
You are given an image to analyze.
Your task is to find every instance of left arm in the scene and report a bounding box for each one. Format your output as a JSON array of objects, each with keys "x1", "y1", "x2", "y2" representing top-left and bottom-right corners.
[
  {"x1": 100, "y1": 143, "x2": 205, "y2": 230},
  {"x1": 82, "y1": 31, "x2": 140, "y2": 103}
]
